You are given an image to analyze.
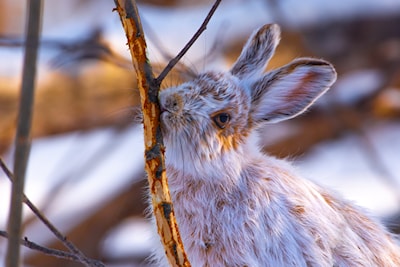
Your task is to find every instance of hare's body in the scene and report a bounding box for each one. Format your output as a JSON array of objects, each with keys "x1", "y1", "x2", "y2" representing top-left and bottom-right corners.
[
  {"x1": 163, "y1": 156, "x2": 400, "y2": 266},
  {"x1": 152, "y1": 24, "x2": 400, "y2": 266}
]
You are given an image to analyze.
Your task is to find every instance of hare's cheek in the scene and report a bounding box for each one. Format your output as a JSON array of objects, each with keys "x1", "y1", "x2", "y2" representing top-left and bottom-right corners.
[
  {"x1": 160, "y1": 113, "x2": 174, "y2": 133},
  {"x1": 216, "y1": 134, "x2": 240, "y2": 152},
  {"x1": 161, "y1": 112, "x2": 186, "y2": 135}
]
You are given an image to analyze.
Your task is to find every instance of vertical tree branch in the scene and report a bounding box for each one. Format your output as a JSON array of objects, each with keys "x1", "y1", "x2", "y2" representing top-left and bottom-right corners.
[
  {"x1": 113, "y1": 1, "x2": 191, "y2": 266},
  {"x1": 6, "y1": 1, "x2": 42, "y2": 267}
]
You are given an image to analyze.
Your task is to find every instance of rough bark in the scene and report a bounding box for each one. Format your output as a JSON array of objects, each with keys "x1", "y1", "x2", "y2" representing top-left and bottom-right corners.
[{"x1": 113, "y1": 1, "x2": 191, "y2": 266}]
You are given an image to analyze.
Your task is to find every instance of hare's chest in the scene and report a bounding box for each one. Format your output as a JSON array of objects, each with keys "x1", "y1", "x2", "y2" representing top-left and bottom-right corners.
[{"x1": 170, "y1": 182, "x2": 264, "y2": 266}]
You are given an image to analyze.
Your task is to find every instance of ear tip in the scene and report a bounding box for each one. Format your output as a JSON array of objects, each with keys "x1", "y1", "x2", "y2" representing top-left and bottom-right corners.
[
  {"x1": 269, "y1": 23, "x2": 281, "y2": 32},
  {"x1": 262, "y1": 23, "x2": 280, "y2": 30},
  {"x1": 259, "y1": 23, "x2": 281, "y2": 39},
  {"x1": 318, "y1": 60, "x2": 337, "y2": 84},
  {"x1": 318, "y1": 64, "x2": 338, "y2": 87},
  {"x1": 292, "y1": 57, "x2": 337, "y2": 83},
  {"x1": 230, "y1": 23, "x2": 282, "y2": 79}
]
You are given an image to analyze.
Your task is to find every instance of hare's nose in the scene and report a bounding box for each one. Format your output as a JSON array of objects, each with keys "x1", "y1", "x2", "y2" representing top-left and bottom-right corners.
[
  {"x1": 160, "y1": 105, "x2": 167, "y2": 114},
  {"x1": 164, "y1": 93, "x2": 183, "y2": 112}
]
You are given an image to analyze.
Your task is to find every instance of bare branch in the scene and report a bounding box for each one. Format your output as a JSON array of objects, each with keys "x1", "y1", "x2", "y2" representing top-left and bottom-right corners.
[
  {"x1": 0, "y1": 158, "x2": 104, "y2": 267},
  {"x1": 1, "y1": 231, "x2": 78, "y2": 262},
  {"x1": 0, "y1": 230, "x2": 104, "y2": 266},
  {"x1": 113, "y1": 0, "x2": 195, "y2": 266},
  {"x1": 6, "y1": 1, "x2": 42, "y2": 266},
  {"x1": 113, "y1": 1, "x2": 223, "y2": 265},
  {"x1": 156, "y1": 0, "x2": 222, "y2": 85}
]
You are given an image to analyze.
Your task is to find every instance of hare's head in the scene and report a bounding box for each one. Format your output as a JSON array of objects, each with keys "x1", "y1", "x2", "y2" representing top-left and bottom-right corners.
[{"x1": 159, "y1": 24, "x2": 336, "y2": 174}]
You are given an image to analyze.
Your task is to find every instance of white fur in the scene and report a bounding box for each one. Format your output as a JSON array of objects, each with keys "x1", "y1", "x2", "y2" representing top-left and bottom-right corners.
[{"x1": 150, "y1": 24, "x2": 400, "y2": 266}]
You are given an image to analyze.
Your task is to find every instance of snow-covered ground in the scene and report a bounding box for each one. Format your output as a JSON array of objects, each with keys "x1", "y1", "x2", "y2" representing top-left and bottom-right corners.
[{"x1": 299, "y1": 123, "x2": 400, "y2": 216}]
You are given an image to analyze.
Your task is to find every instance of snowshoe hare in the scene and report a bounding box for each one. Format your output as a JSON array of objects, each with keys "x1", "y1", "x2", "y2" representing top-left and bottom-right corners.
[{"x1": 154, "y1": 24, "x2": 400, "y2": 266}]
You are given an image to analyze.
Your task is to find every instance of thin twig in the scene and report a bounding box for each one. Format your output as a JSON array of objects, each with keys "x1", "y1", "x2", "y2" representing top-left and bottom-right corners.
[
  {"x1": 6, "y1": 1, "x2": 42, "y2": 266},
  {"x1": 155, "y1": 0, "x2": 222, "y2": 85},
  {"x1": 0, "y1": 158, "x2": 13, "y2": 178},
  {"x1": 0, "y1": 158, "x2": 104, "y2": 267},
  {"x1": 0, "y1": 231, "x2": 80, "y2": 262}
]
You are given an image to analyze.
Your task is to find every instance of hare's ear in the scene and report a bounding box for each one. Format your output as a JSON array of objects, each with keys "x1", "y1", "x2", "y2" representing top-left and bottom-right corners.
[
  {"x1": 230, "y1": 24, "x2": 280, "y2": 80},
  {"x1": 250, "y1": 58, "x2": 337, "y2": 124}
]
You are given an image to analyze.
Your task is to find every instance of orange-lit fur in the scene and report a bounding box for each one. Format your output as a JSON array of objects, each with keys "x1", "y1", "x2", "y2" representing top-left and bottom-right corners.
[{"x1": 152, "y1": 24, "x2": 400, "y2": 266}]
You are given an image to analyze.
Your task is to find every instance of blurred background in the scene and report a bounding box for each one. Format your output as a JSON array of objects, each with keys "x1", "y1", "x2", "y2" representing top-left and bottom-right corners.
[{"x1": 1, "y1": 0, "x2": 400, "y2": 266}]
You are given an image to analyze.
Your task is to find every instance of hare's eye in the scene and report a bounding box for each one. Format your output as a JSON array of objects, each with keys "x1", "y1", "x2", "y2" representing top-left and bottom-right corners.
[{"x1": 213, "y1": 113, "x2": 230, "y2": 129}]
